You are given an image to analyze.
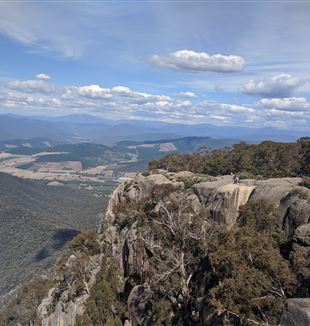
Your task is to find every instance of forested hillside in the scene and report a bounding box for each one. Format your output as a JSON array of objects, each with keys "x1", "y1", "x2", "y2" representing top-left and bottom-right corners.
[
  {"x1": 0, "y1": 173, "x2": 106, "y2": 295},
  {"x1": 149, "y1": 138, "x2": 310, "y2": 179}
]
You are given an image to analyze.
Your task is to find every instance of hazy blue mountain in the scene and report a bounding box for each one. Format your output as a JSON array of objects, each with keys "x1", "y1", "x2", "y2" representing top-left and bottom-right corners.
[{"x1": 0, "y1": 114, "x2": 305, "y2": 145}]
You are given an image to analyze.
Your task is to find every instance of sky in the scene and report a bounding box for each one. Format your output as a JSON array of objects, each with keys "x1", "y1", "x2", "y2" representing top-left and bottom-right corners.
[{"x1": 0, "y1": 0, "x2": 309, "y2": 131}]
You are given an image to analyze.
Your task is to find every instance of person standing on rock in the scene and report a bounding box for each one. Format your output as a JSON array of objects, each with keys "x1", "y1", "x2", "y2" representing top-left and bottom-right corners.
[{"x1": 231, "y1": 172, "x2": 239, "y2": 184}]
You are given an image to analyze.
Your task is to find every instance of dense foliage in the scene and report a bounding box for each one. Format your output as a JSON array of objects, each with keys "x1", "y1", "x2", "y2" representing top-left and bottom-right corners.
[
  {"x1": 75, "y1": 256, "x2": 126, "y2": 326},
  {"x1": 201, "y1": 201, "x2": 296, "y2": 325},
  {"x1": 149, "y1": 138, "x2": 310, "y2": 178}
]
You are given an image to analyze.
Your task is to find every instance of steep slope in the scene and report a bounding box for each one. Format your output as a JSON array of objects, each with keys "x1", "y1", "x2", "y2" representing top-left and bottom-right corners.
[
  {"x1": 34, "y1": 170, "x2": 310, "y2": 326},
  {"x1": 0, "y1": 172, "x2": 107, "y2": 295}
]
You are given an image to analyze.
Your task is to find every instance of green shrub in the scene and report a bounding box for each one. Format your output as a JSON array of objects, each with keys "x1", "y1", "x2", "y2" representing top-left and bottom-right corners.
[
  {"x1": 68, "y1": 230, "x2": 101, "y2": 255},
  {"x1": 0, "y1": 276, "x2": 52, "y2": 325},
  {"x1": 238, "y1": 199, "x2": 287, "y2": 248},
  {"x1": 75, "y1": 256, "x2": 125, "y2": 325},
  {"x1": 205, "y1": 226, "x2": 297, "y2": 325}
]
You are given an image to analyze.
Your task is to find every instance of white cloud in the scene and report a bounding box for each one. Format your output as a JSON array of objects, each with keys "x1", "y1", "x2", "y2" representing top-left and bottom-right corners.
[
  {"x1": 6, "y1": 79, "x2": 52, "y2": 93},
  {"x1": 200, "y1": 100, "x2": 254, "y2": 113},
  {"x1": 35, "y1": 73, "x2": 51, "y2": 80},
  {"x1": 111, "y1": 86, "x2": 132, "y2": 95},
  {"x1": 242, "y1": 74, "x2": 307, "y2": 98},
  {"x1": 175, "y1": 91, "x2": 197, "y2": 98},
  {"x1": 78, "y1": 85, "x2": 112, "y2": 99},
  {"x1": 111, "y1": 86, "x2": 172, "y2": 103},
  {"x1": 2, "y1": 77, "x2": 310, "y2": 129},
  {"x1": 148, "y1": 50, "x2": 245, "y2": 73},
  {"x1": 265, "y1": 108, "x2": 306, "y2": 117},
  {"x1": 257, "y1": 97, "x2": 310, "y2": 111}
]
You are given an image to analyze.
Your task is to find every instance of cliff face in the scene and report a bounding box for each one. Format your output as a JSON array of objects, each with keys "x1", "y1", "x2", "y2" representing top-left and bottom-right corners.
[
  {"x1": 104, "y1": 171, "x2": 308, "y2": 234},
  {"x1": 36, "y1": 170, "x2": 310, "y2": 326}
]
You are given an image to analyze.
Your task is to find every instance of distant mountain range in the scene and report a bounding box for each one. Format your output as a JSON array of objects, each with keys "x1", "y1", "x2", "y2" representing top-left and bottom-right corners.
[{"x1": 0, "y1": 114, "x2": 305, "y2": 145}]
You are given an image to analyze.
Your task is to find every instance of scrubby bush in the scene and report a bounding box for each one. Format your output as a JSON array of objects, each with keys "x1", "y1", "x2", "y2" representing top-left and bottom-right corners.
[
  {"x1": 68, "y1": 230, "x2": 101, "y2": 256},
  {"x1": 290, "y1": 245, "x2": 310, "y2": 297},
  {"x1": 205, "y1": 225, "x2": 297, "y2": 325},
  {"x1": 0, "y1": 276, "x2": 51, "y2": 326},
  {"x1": 75, "y1": 256, "x2": 125, "y2": 326}
]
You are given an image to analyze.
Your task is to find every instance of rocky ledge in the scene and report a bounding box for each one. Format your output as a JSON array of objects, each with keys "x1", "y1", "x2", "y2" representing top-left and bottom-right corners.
[{"x1": 102, "y1": 170, "x2": 309, "y2": 235}]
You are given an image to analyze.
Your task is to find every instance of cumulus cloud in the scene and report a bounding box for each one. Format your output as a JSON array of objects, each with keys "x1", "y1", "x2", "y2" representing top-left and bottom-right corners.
[
  {"x1": 6, "y1": 79, "x2": 52, "y2": 93},
  {"x1": 257, "y1": 97, "x2": 310, "y2": 111},
  {"x1": 148, "y1": 50, "x2": 245, "y2": 73},
  {"x1": 35, "y1": 73, "x2": 51, "y2": 80},
  {"x1": 242, "y1": 74, "x2": 307, "y2": 98},
  {"x1": 175, "y1": 91, "x2": 197, "y2": 98},
  {"x1": 78, "y1": 85, "x2": 112, "y2": 99}
]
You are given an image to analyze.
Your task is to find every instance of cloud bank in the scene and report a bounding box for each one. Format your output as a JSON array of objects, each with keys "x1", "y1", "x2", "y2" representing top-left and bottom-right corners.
[
  {"x1": 148, "y1": 50, "x2": 245, "y2": 73},
  {"x1": 242, "y1": 74, "x2": 307, "y2": 98},
  {"x1": 257, "y1": 97, "x2": 310, "y2": 112},
  {"x1": 1, "y1": 77, "x2": 309, "y2": 129}
]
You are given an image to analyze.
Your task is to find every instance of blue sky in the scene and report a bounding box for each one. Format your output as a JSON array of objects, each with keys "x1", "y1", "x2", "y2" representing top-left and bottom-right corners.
[{"x1": 0, "y1": 1, "x2": 309, "y2": 131}]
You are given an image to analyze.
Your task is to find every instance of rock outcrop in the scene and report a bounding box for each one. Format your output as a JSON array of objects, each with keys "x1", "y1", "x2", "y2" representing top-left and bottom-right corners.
[
  {"x1": 193, "y1": 176, "x2": 255, "y2": 227},
  {"x1": 192, "y1": 174, "x2": 309, "y2": 235},
  {"x1": 293, "y1": 224, "x2": 310, "y2": 246},
  {"x1": 38, "y1": 295, "x2": 86, "y2": 326},
  {"x1": 37, "y1": 253, "x2": 102, "y2": 326},
  {"x1": 97, "y1": 170, "x2": 310, "y2": 325},
  {"x1": 37, "y1": 170, "x2": 310, "y2": 326},
  {"x1": 100, "y1": 172, "x2": 183, "y2": 228},
  {"x1": 280, "y1": 298, "x2": 310, "y2": 326},
  {"x1": 127, "y1": 285, "x2": 152, "y2": 326}
]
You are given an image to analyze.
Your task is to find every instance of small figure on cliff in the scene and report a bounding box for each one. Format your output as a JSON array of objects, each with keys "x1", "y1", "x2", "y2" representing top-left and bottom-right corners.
[{"x1": 231, "y1": 172, "x2": 239, "y2": 184}]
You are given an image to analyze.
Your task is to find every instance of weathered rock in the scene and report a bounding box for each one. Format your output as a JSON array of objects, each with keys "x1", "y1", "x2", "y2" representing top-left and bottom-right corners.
[
  {"x1": 251, "y1": 179, "x2": 309, "y2": 236},
  {"x1": 280, "y1": 298, "x2": 310, "y2": 326},
  {"x1": 293, "y1": 224, "x2": 310, "y2": 246},
  {"x1": 37, "y1": 254, "x2": 102, "y2": 326},
  {"x1": 250, "y1": 178, "x2": 303, "y2": 205},
  {"x1": 193, "y1": 176, "x2": 255, "y2": 227},
  {"x1": 101, "y1": 172, "x2": 310, "y2": 236},
  {"x1": 193, "y1": 175, "x2": 309, "y2": 233},
  {"x1": 153, "y1": 190, "x2": 202, "y2": 215},
  {"x1": 122, "y1": 221, "x2": 150, "y2": 280},
  {"x1": 280, "y1": 191, "x2": 310, "y2": 237},
  {"x1": 38, "y1": 296, "x2": 86, "y2": 326},
  {"x1": 128, "y1": 285, "x2": 153, "y2": 326},
  {"x1": 100, "y1": 173, "x2": 183, "y2": 229},
  {"x1": 174, "y1": 171, "x2": 195, "y2": 178}
]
